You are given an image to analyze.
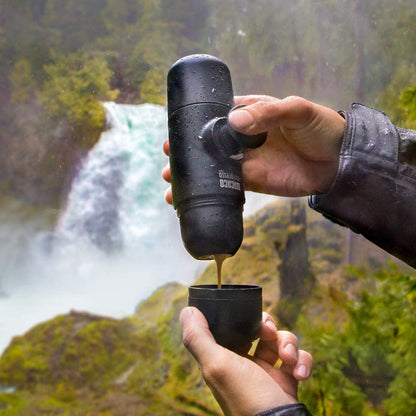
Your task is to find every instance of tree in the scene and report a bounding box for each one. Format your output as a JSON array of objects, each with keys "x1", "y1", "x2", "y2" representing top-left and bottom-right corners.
[
  {"x1": 10, "y1": 58, "x2": 36, "y2": 104},
  {"x1": 378, "y1": 64, "x2": 416, "y2": 126},
  {"x1": 400, "y1": 85, "x2": 416, "y2": 129},
  {"x1": 366, "y1": 269, "x2": 416, "y2": 415},
  {"x1": 297, "y1": 264, "x2": 416, "y2": 415},
  {"x1": 40, "y1": 52, "x2": 118, "y2": 148}
]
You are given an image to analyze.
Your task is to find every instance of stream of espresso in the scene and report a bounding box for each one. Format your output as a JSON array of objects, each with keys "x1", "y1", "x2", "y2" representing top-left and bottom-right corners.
[{"x1": 214, "y1": 254, "x2": 229, "y2": 289}]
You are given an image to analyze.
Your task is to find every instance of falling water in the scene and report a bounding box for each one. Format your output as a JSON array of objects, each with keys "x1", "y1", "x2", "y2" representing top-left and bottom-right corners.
[
  {"x1": 0, "y1": 102, "x2": 274, "y2": 354},
  {"x1": 0, "y1": 103, "x2": 202, "y2": 353}
]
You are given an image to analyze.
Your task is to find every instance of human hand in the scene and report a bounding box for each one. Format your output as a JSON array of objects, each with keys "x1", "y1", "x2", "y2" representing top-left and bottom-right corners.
[
  {"x1": 162, "y1": 140, "x2": 173, "y2": 204},
  {"x1": 228, "y1": 95, "x2": 345, "y2": 197},
  {"x1": 162, "y1": 95, "x2": 344, "y2": 203},
  {"x1": 180, "y1": 307, "x2": 313, "y2": 416}
]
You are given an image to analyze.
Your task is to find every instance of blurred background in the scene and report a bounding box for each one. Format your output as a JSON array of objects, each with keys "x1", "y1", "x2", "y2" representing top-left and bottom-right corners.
[{"x1": 0, "y1": 1, "x2": 416, "y2": 415}]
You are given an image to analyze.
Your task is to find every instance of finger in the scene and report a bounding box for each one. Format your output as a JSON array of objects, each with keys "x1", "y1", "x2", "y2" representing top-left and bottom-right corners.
[
  {"x1": 234, "y1": 95, "x2": 278, "y2": 106},
  {"x1": 252, "y1": 356, "x2": 299, "y2": 400},
  {"x1": 280, "y1": 349, "x2": 313, "y2": 381},
  {"x1": 180, "y1": 307, "x2": 222, "y2": 367},
  {"x1": 164, "y1": 188, "x2": 173, "y2": 205},
  {"x1": 229, "y1": 96, "x2": 315, "y2": 135},
  {"x1": 293, "y1": 350, "x2": 313, "y2": 381},
  {"x1": 254, "y1": 339, "x2": 279, "y2": 366},
  {"x1": 258, "y1": 312, "x2": 279, "y2": 341},
  {"x1": 235, "y1": 312, "x2": 278, "y2": 358},
  {"x1": 181, "y1": 308, "x2": 295, "y2": 412},
  {"x1": 253, "y1": 314, "x2": 279, "y2": 365},
  {"x1": 163, "y1": 140, "x2": 170, "y2": 156},
  {"x1": 162, "y1": 164, "x2": 171, "y2": 183},
  {"x1": 254, "y1": 328, "x2": 300, "y2": 368},
  {"x1": 277, "y1": 330, "x2": 299, "y2": 365}
]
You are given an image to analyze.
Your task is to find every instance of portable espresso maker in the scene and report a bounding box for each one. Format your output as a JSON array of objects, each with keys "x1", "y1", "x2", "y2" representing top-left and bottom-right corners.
[{"x1": 167, "y1": 54, "x2": 265, "y2": 349}]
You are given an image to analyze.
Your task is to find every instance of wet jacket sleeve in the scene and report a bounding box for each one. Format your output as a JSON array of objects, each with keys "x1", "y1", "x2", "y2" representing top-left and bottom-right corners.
[
  {"x1": 256, "y1": 403, "x2": 313, "y2": 416},
  {"x1": 309, "y1": 103, "x2": 416, "y2": 268}
]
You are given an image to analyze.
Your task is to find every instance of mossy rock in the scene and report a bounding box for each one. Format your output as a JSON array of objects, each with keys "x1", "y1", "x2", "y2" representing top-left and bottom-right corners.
[
  {"x1": 135, "y1": 282, "x2": 187, "y2": 328},
  {"x1": 0, "y1": 311, "x2": 152, "y2": 390},
  {"x1": 0, "y1": 198, "x2": 394, "y2": 415}
]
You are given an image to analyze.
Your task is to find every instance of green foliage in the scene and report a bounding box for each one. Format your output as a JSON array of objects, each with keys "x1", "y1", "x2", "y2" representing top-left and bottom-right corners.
[
  {"x1": 0, "y1": 0, "x2": 209, "y2": 203},
  {"x1": 10, "y1": 59, "x2": 36, "y2": 104},
  {"x1": 2, "y1": 0, "x2": 416, "y2": 409},
  {"x1": 39, "y1": 52, "x2": 118, "y2": 148},
  {"x1": 3, "y1": 0, "x2": 416, "y2": 204},
  {"x1": 0, "y1": 393, "x2": 25, "y2": 414},
  {"x1": 298, "y1": 330, "x2": 366, "y2": 416},
  {"x1": 2, "y1": 0, "x2": 416, "y2": 111},
  {"x1": 400, "y1": 85, "x2": 416, "y2": 129},
  {"x1": 204, "y1": 0, "x2": 416, "y2": 106},
  {"x1": 362, "y1": 269, "x2": 416, "y2": 415},
  {"x1": 0, "y1": 314, "x2": 146, "y2": 389},
  {"x1": 378, "y1": 64, "x2": 416, "y2": 127},
  {"x1": 297, "y1": 265, "x2": 416, "y2": 415},
  {"x1": 0, "y1": 201, "x2": 415, "y2": 414}
]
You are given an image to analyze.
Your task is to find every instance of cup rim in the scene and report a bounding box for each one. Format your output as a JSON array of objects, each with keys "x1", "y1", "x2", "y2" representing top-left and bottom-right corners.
[
  {"x1": 189, "y1": 284, "x2": 261, "y2": 290},
  {"x1": 188, "y1": 284, "x2": 262, "y2": 300}
]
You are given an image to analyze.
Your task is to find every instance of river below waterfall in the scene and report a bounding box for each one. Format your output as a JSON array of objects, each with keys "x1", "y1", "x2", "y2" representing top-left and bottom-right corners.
[{"x1": 0, "y1": 103, "x2": 275, "y2": 354}]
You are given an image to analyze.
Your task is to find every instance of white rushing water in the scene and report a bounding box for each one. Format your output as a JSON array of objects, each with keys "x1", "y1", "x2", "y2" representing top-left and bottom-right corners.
[{"x1": 0, "y1": 103, "x2": 275, "y2": 354}]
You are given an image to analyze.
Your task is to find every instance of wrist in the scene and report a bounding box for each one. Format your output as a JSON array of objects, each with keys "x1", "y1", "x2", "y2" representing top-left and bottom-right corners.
[{"x1": 313, "y1": 111, "x2": 345, "y2": 195}]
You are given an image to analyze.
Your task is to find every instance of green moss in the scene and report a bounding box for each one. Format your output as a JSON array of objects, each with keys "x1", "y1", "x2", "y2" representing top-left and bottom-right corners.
[
  {"x1": 40, "y1": 52, "x2": 119, "y2": 149},
  {"x1": 135, "y1": 282, "x2": 187, "y2": 328},
  {"x1": 0, "y1": 199, "x2": 402, "y2": 415},
  {"x1": 0, "y1": 313, "x2": 149, "y2": 390},
  {"x1": 0, "y1": 393, "x2": 25, "y2": 414}
]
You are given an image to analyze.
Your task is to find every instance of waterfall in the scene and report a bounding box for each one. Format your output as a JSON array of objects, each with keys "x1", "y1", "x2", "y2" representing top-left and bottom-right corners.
[
  {"x1": 0, "y1": 103, "x2": 202, "y2": 354},
  {"x1": 0, "y1": 102, "x2": 275, "y2": 354},
  {"x1": 52, "y1": 103, "x2": 201, "y2": 281},
  {"x1": 57, "y1": 103, "x2": 170, "y2": 252}
]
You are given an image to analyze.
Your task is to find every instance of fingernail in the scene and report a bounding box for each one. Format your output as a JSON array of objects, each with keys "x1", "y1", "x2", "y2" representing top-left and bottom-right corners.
[
  {"x1": 179, "y1": 307, "x2": 194, "y2": 325},
  {"x1": 284, "y1": 343, "x2": 298, "y2": 361},
  {"x1": 228, "y1": 110, "x2": 255, "y2": 130},
  {"x1": 297, "y1": 364, "x2": 309, "y2": 378},
  {"x1": 265, "y1": 320, "x2": 277, "y2": 332}
]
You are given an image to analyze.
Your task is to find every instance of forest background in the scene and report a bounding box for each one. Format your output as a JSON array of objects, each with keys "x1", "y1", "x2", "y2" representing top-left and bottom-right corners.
[
  {"x1": 1, "y1": 0, "x2": 416, "y2": 415},
  {"x1": 2, "y1": 0, "x2": 416, "y2": 207}
]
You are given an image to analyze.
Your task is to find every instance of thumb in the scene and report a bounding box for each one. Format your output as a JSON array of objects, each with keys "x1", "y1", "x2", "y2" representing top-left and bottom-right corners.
[
  {"x1": 228, "y1": 96, "x2": 315, "y2": 136},
  {"x1": 180, "y1": 307, "x2": 221, "y2": 366}
]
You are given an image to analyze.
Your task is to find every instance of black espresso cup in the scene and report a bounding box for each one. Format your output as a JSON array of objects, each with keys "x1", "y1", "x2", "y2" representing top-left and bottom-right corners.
[{"x1": 188, "y1": 284, "x2": 262, "y2": 350}]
